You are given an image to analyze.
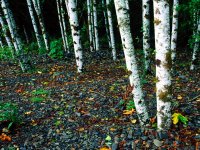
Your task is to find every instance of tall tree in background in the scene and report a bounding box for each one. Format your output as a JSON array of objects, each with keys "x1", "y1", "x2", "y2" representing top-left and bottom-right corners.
[
  {"x1": 171, "y1": 0, "x2": 179, "y2": 65},
  {"x1": 114, "y1": 0, "x2": 149, "y2": 126},
  {"x1": 154, "y1": 0, "x2": 172, "y2": 130},
  {"x1": 106, "y1": 0, "x2": 117, "y2": 60},
  {"x1": 0, "y1": 36, "x2": 3, "y2": 47},
  {"x1": 0, "y1": 13, "x2": 13, "y2": 49},
  {"x1": 87, "y1": 0, "x2": 94, "y2": 51},
  {"x1": 66, "y1": 0, "x2": 83, "y2": 72},
  {"x1": 93, "y1": 0, "x2": 100, "y2": 51},
  {"x1": 26, "y1": 0, "x2": 43, "y2": 49},
  {"x1": 142, "y1": 0, "x2": 151, "y2": 71},
  {"x1": 190, "y1": 17, "x2": 200, "y2": 70},
  {"x1": 32, "y1": 0, "x2": 50, "y2": 52},
  {"x1": 60, "y1": 0, "x2": 70, "y2": 54},
  {"x1": 102, "y1": 0, "x2": 111, "y2": 48},
  {"x1": 57, "y1": 0, "x2": 69, "y2": 53},
  {"x1": 1, "y1": 0, "x2": 26, "y2": 71}
]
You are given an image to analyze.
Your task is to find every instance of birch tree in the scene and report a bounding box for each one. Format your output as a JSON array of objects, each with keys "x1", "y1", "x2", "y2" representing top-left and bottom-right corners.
[
  {"x1": 23, "y1": 26, "x2": 30, "y2": 44},
  {"x1": 93, "y1": 0, "x2": 100, "y2": 51},
  {"x1": 142, "y1": 0, "x2": 151, "y2": 71},
  {"x1": 106, "y1": 0, "x2": 117, "y2": 60},
  {"x1": 60, "y1": 0, "x2": 70, "y2": 53},
  {"x1": 0, "y1": 13, "x2": 13, "y2": 48},
  {"x1": 102, "y1": 0, "x2": 111, "y2": 48},
  {"x1": 153, "y1": 0, "x2": 172, "y2": 130},
  {"x1": 1, "y1": 0, "x2": 26, "y2": 71},
  {"x1": 26, "y1": 0, "x2": 42, "y2": 48},
  {"x1": 114, "y1": 0, "x2": 149, "y2": 126},
  {"x1": 66, "y1": 0, "x2": 83, "y2": 72},
  {"x1": 0, "y1": 36, "x2": 3, "y2": 48},
  {"x1": 171, "y1": 0, "x2": 179, "y2": 64},
  {"x1": 190, "y1": 17, "x2": 200, "y2": 70},
  {"x1": 32, "y1": 0, "x2": 50, "y2": 52},
  {"x1": 57, "y1": 0, "x2": 67, "y2": 52},
  {"x1": 87, "y1": 0, "x2": 94, "y2": 51}
]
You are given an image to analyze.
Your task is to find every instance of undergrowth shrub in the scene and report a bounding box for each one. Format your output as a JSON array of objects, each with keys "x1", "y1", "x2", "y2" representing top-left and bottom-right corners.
[
  {"x1": 0, "y1": 47, "x2": 14, "y2": 60},
  {"x1": 49, "y1": 39, "x2": 64, "y2": 59}
]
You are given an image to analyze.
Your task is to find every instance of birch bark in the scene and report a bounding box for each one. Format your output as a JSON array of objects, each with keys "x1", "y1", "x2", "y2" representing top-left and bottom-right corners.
[
  {"x1": 171, "y1": 0, "x2": 179, "y2": 64},
  {"x1": 114, "y1": 0, "x2": 149, "y2": 126},
  {"x1": 153, "y1": 0, "x2": 172, "y2": 130},
  {"x1": 106, "y1": 0, "x2": 117, "y2": 60},
  {"x1": 93, "y1": 0, "x2": 100, "y2": 51},
  {"x1": 26, "y1": 0, "x2": 42, "y2": 48},
  {"x1": 142, "y1": 0, "x2": 151, "y2": 71},
  {"x1": 66, "y1": 0, "x2": 83, "y2": 72}
]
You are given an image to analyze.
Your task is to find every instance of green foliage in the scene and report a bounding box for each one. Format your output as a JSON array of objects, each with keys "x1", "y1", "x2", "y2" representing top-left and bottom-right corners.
[
  {"x1": 24, "y1": 42, "x2": 38, "y2": 54},
  {"x1": 0, "y1": 47, "x2": 14, "y2": 60},
  {"x1": 126, "y1": 99, "x2": 135, "y2": 110},
  {"x1": 48, "y1": 39, "x2": 64, "y2": 59},
  {"x1": 0, "y1": 102, "x2": 21, "y2": 129},
  {"x1": 172, "y1": 113, "x2": 188, "y2": 125},
  {"x1": 30, "y1": 97, "x2": 45, "y2": 103},
  {"x1": 32, "y1": 88, "x2": 49, "y2": 95}
]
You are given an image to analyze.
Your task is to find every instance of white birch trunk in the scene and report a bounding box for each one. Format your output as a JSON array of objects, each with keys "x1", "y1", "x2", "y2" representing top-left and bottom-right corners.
[
  {"x1": 142, "y1": 0, "x2": 151, "y2": 71},
  {"x1": 32, "y1": 0, "x2": 50, "y2": 52},
  {"x1": 153, "y1": 0, "x2": 172, "y2": 130},
  {"x1": 26, "y1": 0, "x2": 42, "y2": 48},
  {"x1": 114, "y1": 0, "x2": 149, "y2": 126},
  {"x1": 190, "y1": 17, "x2": 200, "y2": 70},
  {"x1": 57, "y1": 0, "x2": 67, "y2": 52},
  {"x1": 60, "y1": 0, "x2": 70, "y2": 53},
  {"x1": 87, "y1": 0, "x2": 94, "y2": 51},
  {"x1": 171, "y1": 0, "x2": 179, "y2": 64},
  {"x1": 93, "y1": 0, "x2": 100, "y2": 51},
  {"x1": 125, "y1": 0, "x2": 129, "y2": 10},
  {"x1": 0, "y1": 36, "x2": 3, "y2": 48},
  {"x1": 1, "y1": 0, "x2": 25, "y2": 72},
  {"x1": 106, "y1": 0, "x2": 117, "y2": 60},
  {"x1": 66, "y1": 0, "x2": 83, "y2": 72},
  {"x1": 102, "y1": 0, "x2": 111, "y2": 48},
  {"x1": 0, "y1": 13, "x2": 13, "y2": 48}
]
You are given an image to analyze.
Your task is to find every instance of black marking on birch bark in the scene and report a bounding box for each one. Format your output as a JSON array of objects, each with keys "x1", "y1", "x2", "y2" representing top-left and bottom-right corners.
[
  {"x1": 144, "y1": 14, "x2": 149, "y2": 19},
  {"x1": 156, "y1": 59, "x2": 161, "y2": 67},
  {"x1": 164, "y1": 51, "x2": 172, "y2": 69},
  {"x1": 154, "y1": 19, "x2": 161, "y2": 25},
  {"x1": 155, "y1": 8, "x2": 160, "y2": 14},
  {"x1": 144, "y1": 5, "x2": 147, "y2": 9}
]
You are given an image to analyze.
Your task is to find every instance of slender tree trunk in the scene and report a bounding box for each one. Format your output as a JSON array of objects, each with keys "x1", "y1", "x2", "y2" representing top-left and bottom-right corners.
[
  {"x1": 153, "y1": 0, "x2": 172, "y2": 130},
  {"x1": 142, "y1": 0, "x2": 151, "y2": 71},
  {"x1": 106, "y1": 0, "x2": 116, "y2": 60},
  {"x1": 32, "y1": 0, "x2": 50, "y2": 52},
  {"x1": 93, "y1": 0, "x2": 100, "y2": 51},
  {"x1": 114, "y1": 0, "x2": 149, "y2": 126},
  {"x1": 102, "y1": 0, "x2": 111, "y2": 48},
  {"x1": 190, "y1": 17, "x2": 200, "y2": 70},
  {"x1": 0, "y1": 13, "x2": 13, "y2": 48},
  {"x1": 26, "y1": 0, "x2": 42, "y2": 48},
  {"x1": 60, "y1": 0, "x2": 70, "y2": 53},
  {"x1": 57, "y1": 0, "x2": 67, "y2": 52},
  {"x1": 1, "y1": 0, "x2": 26, "y2": 72},
  {"x1": 87, "y1": 0, "x2": 94, "y2": 51},
  {"x1": 171, "y1": 0, "x2": 179, "y2": 64},
  {"x1": 125, "y1": 0, "x2": 129, "y2": 10},
  {"x1": 0, "y1": 36, "x2": 3, "y2": 48},
  {"x1": 23, "y1": 25, "x2": 30, "y2": 43},
  {"x1": 66, "y1": 0, "x2": 83, "y2": 72}
]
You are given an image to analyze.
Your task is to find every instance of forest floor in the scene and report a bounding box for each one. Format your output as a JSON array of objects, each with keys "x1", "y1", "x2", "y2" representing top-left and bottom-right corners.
[{"x1": 0, "y1": 50, "x2": 199, "y2": 150}]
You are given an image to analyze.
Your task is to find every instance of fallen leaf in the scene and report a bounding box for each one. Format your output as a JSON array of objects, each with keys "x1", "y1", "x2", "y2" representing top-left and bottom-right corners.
[
  {"x1": 77, "y1": 127, "x2": 84, "y2": 132},
  {"x1": 105, "y1": 135, "x2": 111, "y2": 141},
  {"x1": 177, "y1": 95, "x2": 183, "y2": 100},
  {"x1": 123, "y1": 109, "x2": 135, "y2": 115},
  {"x1": 0, "y1": 133, "x2": 11, "y2": 142},
  {"x1": 131, "y1": 119, "x2": 137, "y2": 124},
  {"x1": 100, "y1": 146, "x2": 111, "y2": 150},
  {"x1": 109, "y1": 128, "x2": 116, "y2": 131},
  {"x1": 25, "y1": 111, "x2": 32, "y2": 115}
]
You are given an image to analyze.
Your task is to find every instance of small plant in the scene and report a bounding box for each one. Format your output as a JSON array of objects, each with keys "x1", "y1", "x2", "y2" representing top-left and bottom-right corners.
[
  {"x1": 126, "y1": 99, "x2": 135, "y2": 110},
  {"x1": 32, "y1": 88, "x2": 49, "y2": 96},
  {"x1": 30, "y1": 97, "x2": 45, "y2": 103},
  {"x1": 0, "y1": 102, "x2": 21, "y2": 129},
  {"x1": 0, "y1": 47, "x2": 14, "y2": 60},
  {"x1": 48, "y1": 39, "x2": 64, "y2": 59},
  {"x1": 172, "y1": 113, "x2": 188, "y2": 125}
]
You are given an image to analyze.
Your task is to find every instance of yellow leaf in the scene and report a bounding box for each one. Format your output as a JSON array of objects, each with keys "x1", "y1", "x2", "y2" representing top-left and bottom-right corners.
[
  {"x1": 123, "y1": 109, "x2": 135, "y2": 115},
  {"x1": 131, "y1": 119, "x2": 137, "y2": 124},
  {"x1": 25, "y1": 111, "x2": 32, "y2": 115},
  {"x1": 77, "y1": 127, "x2": 85, "y2": 132},
  {"x1": 177, "y1": 95, "x2": 183, "y2": 100},
  {"x1": 109, "y1": 128, "x2": 116, "y2": 131},
  {"x1": 100, "y1": 146, "x2": 111, "y2": 150},
  {"x1": 37, "y1": 71, "x2": 42, "y2": 74},
  {"x1": 172, "y1": 113, "x2": 180, "y2": 124}
]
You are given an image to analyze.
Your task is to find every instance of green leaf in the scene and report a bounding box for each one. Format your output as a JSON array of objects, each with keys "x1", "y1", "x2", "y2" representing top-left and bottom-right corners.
[{"x1": 105, "y1": 135, "x2": 111, "y2": 141}]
